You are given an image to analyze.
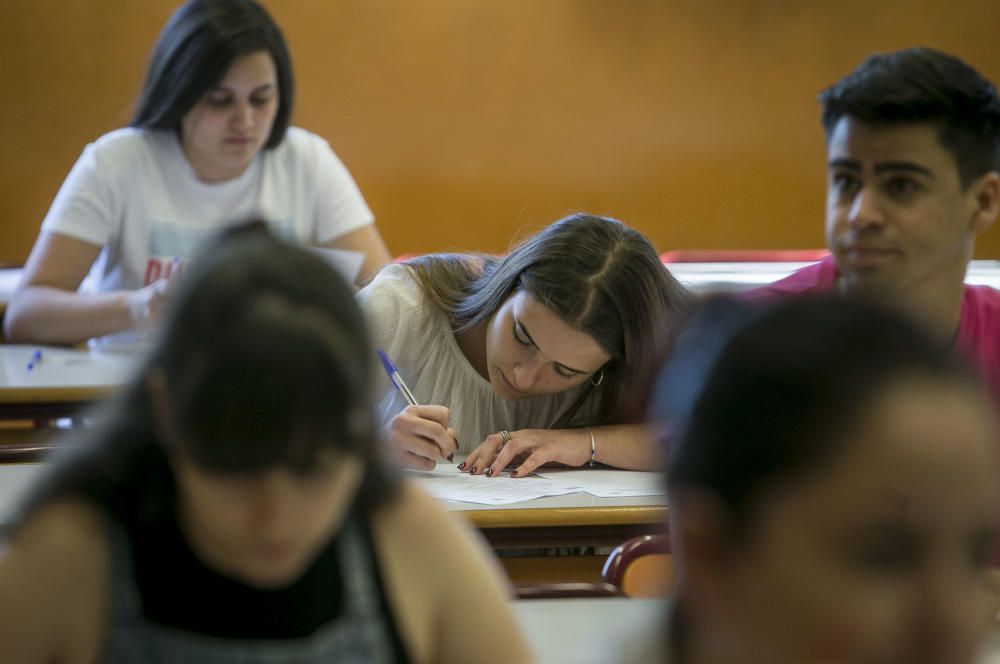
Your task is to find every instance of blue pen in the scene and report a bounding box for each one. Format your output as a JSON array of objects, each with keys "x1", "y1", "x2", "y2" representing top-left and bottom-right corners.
[
  {"x1": 377, "y1": 349, "x2": 418, "y2": 406},
  {"x1": 378, "y1": 348, "x2": 459, "y2": 463},
  {"x1": 25, "y1": 349, "x2": 42, "y2": 372}
]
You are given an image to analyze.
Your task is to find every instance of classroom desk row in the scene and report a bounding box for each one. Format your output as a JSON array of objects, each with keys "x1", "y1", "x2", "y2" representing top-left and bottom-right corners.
[{"x1": 0, "y1": 462, "x2": 668, "y2": 585}]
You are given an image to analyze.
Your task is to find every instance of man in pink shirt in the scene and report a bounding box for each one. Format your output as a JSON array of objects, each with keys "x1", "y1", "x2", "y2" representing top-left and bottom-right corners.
[{"x1": 752, "y1": 48, "x2": 1000, "y2": 405}]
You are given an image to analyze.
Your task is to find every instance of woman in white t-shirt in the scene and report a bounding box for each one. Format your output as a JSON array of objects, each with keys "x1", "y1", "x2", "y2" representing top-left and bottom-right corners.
[
  {"x1": 359, "y1": 213, "x2": 694, "y2": 474},
  {"x1": 5, "y1": 0, "x2": 391, "y2": 348}
]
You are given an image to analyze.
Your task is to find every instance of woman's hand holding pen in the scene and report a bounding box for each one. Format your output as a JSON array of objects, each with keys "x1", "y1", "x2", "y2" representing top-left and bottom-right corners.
[
  {"x1": 385, "y1": 405, "x2": 459, "y2": 471},
  {"x1": 459, "y1": 428, "x2": 591, "y2": 477}
]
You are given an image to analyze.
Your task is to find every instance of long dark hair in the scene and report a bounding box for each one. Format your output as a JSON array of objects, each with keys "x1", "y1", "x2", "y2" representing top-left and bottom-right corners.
[
  {"x1": 131, "y1": 0, "x2": 294, "y2": 149},
  {"x1": 405, "y1": 213, "x2": 695, "y2": 424},
  {"x1": 13, "y1": 222, "x2": 398, "y2": 531}
]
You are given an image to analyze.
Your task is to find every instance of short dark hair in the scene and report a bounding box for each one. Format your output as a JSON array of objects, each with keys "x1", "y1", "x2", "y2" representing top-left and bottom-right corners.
[
  {"x1": 14, "y1": 222, "x2": 398, "y2": 531},
  {"x1": 655, "y1": 295, "x2": 981, "y2": 536},
  {"x1": 131, "y1": 0, "x2": 294, "y2": 149},
  {"x1": 819, "y1": 47, "x2": 1000, "y2": 186}
]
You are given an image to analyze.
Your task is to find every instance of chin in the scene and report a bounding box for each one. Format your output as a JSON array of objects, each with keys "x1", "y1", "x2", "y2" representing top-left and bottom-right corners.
[
  {"x1": 238, "y1": 559, "x2": 308, "y2": 590},
  {"x1": 234, "y1": 547, "x2": 317, "y2": 589}
]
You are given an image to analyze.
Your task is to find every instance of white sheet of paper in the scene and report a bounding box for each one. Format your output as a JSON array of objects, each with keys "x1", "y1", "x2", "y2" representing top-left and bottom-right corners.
[
  {"x1": 310, "y1": 247, "x2": 365, "y2": 283},
  {"x1": 534, "y1": 468, "x2": 665, "y2": 498},
  {"x1": 407, "y1": 464, "x2": 583, "y2": 505}
]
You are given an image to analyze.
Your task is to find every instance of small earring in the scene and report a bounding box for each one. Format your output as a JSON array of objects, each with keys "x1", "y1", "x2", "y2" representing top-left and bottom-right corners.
[{"x1": 590, "y1": 370, "x2": 604, "y2": 386}]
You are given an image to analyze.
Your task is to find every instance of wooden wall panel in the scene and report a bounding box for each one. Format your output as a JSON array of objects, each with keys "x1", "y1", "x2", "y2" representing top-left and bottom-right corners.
[{"x1": 2, "y1": 0, "x2": 998, "y2": 265}]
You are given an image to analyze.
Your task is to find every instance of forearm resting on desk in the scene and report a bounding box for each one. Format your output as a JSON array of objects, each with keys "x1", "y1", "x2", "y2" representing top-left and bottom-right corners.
[
  {"x1": 589, "y1": 423, "x2": 664, "y2": 471},
  {"x1": 465, "y1": 423, "x2": 664, "y2": 476},
  {"x1": 4, "y1": 286, "x2": 135, "y2": 345}
]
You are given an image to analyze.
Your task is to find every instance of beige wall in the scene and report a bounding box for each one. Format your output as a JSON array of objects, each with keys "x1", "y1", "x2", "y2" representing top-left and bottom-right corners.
[{"x1": 3, "y1": 0, "x2": 999, "y2": 265}]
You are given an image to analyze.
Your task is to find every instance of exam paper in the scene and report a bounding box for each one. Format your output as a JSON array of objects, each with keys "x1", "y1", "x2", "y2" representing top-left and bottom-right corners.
[
  {"x1": 534, "y1": 469, "x2": 665, "y2": 498},
  {"x1": 407, "y1": 465, "x2": 582, "y2": 505}
]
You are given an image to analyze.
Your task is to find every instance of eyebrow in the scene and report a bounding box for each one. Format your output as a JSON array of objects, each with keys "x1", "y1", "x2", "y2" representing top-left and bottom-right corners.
[
  {"x1": 828, "y1": 158, "x2": 934, "y2": 178},
  {"x1": 209, "y1": 82, "x2": 276, "y2": 94},
  {"x1": 516, "y1": 319, "x2": 587, "y2": 375}
]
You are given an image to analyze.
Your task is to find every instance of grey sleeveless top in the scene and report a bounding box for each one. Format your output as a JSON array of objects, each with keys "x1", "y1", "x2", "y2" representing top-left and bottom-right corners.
[{"x1": 102, "y1": 516, "x2": 401, "y2": 663}]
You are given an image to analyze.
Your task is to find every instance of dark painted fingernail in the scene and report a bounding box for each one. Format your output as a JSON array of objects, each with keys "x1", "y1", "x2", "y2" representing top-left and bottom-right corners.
[
  {"x1": 457, "y1": 462, "x2": 466, "y2": 470},
  {"x1": 485, "y1": 467, "x2": 493, "y2": 476},
  {"x1": 470, "y1": 466, "x2": 478, "y2": 474},
  {"x1": 510, "y1": 470, "x2": 518, "y2": 477}
]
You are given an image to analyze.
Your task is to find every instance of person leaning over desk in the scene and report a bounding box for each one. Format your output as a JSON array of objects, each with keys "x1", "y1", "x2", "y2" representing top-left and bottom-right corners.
[
  {"x1": 359, "y1": 213, "x2": 695, "y2": 475},
  {"x1": 747, "y1": 47, "x2": 1000, "y2": 407},
  {"x1": 4, "y1": 0, "x2": 392, "y2": 350},
  {"x1": 644, "y1": 296, "x2": 1000, "y2": 664},
  {"x1": 0, "y1": 222, "x2": 530, "y2": 664}
]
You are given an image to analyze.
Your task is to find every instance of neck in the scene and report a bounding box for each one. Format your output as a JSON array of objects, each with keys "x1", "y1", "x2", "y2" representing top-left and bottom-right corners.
[
  {"x1": 455, "y1": 320, "x2": 490, "y2": 380},
  {"x1": 838, "y1": 270, "x2": 966, "y2": 344}
]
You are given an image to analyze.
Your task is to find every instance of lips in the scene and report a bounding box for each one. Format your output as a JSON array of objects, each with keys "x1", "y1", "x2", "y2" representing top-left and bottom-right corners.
[
  {"x1": 224, "y1": 136, "x2": 254, "y2": 146},
  {"x1": 841, "y1": 245, "x2": 900, "y2": 268}
]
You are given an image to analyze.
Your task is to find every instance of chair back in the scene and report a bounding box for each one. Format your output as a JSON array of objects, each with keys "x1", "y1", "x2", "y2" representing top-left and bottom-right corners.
[
  {"x1": 514, "y1": 581, "x2": 621, "y2": 600},
  {"x1": 601, "y1": 534, "x2": 673, "y2": 598}
]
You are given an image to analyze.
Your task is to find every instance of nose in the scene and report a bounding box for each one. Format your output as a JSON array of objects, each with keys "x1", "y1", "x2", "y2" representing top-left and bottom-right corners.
[
  {"x1": 511, "y1": 359, "x2": 542, "y2": 390},
  {"x1": 231, "y1": 100, "x2": 255, "y2": 130},
  {"x1": 847, "y1": 186, "x2": 885, "y2": 230},
  {"x1": 249, "y1": 471, "x2": 298, "y2": 536}
]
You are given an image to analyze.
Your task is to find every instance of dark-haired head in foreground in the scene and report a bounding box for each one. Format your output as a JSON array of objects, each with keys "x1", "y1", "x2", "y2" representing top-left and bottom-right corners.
[
  {"x1": 17, "y1": 221, "x2": 398, "y2": 587},
  {"x1": 653, "y1": 295, "x2": 999, "y2": 664}
]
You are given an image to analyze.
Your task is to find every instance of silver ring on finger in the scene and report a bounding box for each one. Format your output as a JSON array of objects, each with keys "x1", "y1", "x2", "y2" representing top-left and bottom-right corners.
[{"x1": 499, "y1": 429, "x2": 512, "y2": 446}]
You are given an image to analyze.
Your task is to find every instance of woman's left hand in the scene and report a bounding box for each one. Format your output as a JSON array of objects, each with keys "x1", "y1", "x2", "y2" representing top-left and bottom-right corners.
[{"x1": 459, "y1": 428, "x2": 591, "y2": 477}]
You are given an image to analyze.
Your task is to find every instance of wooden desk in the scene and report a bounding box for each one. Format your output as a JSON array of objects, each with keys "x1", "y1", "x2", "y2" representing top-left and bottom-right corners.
[
  {"x1": 442, "y1": 475, "x2": 668, "y2": 584},
  {"x1": 0, "y1": 345, "x2": 136, "y2": 421},
  {"x1": 513, "y1": 597, "x2": 666, "y2": 663},
  {"x1": 447, "y1": 493, "x2": 667, "y2": 549}
]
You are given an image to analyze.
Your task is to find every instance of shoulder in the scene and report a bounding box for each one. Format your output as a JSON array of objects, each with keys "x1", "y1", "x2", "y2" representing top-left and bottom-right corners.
[
  {"x1": 963, "y1": 284, "x2": 1000, "y2": 316},
  {"x1": 269, "y1": 127, "x2": 339, "y2": 165},
  {"x1": 960, "y1": 284, "x2": 1000, "y2": 342},
  {"x1": 87, "y1": 127, "x2": 165, "y2": 162},
  {"x1": 0, "y1": 499, "x2": 109, "y2": 661},
  {"x1": 75, "y1": 127, "x2": 172, "y2": 180},
  {"x1": 370, "y1": 482, "x2": 526, "y2": 660},
  {"x1": 372, "y1": 481, "x2": 508, "y2": 591},
  {"x1": 357, "y1": 263, "x2": 426, "y2": 314},
  {"x1": 741, "y1": 255, "x2": 838, "y2": 301},
  {"x1": 4, "y1": 498, "x2": 109, "y2": 583},
  {"x1": 373, "y1": 482, "x2": 474, "y2": 547}
]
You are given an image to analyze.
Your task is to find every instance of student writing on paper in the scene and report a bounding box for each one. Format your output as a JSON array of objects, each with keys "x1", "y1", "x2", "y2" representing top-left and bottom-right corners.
[
  {"x1": 0, "y1": 223, "x2": 528, "y2": 664},
  {"x1": 4, "y1": 0, "x2": 391, "y2": 350},
  {"x1": 648, "y1": 297, "x2": 999, "y2": 664},
  {"x1": 359, "y1": 213, "x2": 694, "y2": 474}
]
